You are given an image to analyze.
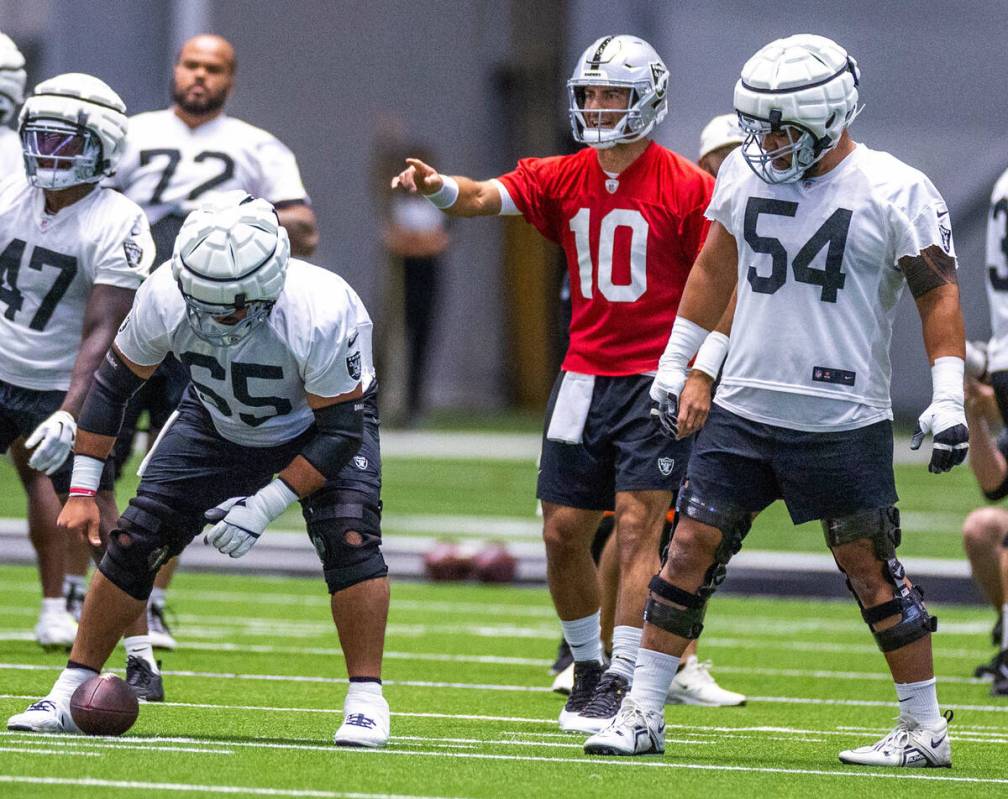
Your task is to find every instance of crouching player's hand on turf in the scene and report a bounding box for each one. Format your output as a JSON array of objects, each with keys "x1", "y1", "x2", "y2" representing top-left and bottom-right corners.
[
  {"x1": 58, "y1": 496, "x2": 102, "y2": 548},
  {"x1": 204, "y1": 478, "x2": 298, "y2": 558}
]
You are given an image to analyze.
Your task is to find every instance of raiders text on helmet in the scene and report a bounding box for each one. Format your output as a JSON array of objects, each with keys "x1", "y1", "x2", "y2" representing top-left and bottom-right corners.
[
  {"x1": 568, "y1": 34, "x2": 669, "y2": 149},
  {"x1": 734, "y1": 34, "x2": 861, "y2": 184},
  {"x1": 171, "y1": 192, "x2": 291, "y2": 347},
  {"x1": 19, "y1": 72, "x2": 128, "y2": 189},
  {"x1": 0, "y1": 32, "x2": 26, "y2": 125}
]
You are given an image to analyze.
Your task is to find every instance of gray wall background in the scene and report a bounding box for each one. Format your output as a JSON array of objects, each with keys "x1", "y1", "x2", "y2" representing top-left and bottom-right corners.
[{"x1": 6, "y1": 0, "x2": 1004, "y2": 420}]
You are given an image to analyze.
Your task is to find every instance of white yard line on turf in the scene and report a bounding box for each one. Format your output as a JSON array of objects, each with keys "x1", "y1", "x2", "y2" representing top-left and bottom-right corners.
[
  {"x1": 0, "y1": 745, "x2": 99, "y2": 757},
  {"x1": 0, "y1": 734, "x2": 233, "y2": 754},
  {"x1": 0, "y1": 776, "x2": 467, "y2": 799}
]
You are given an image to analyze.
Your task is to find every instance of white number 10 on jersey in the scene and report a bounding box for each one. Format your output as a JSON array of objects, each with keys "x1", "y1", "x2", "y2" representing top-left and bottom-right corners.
[{"x1": 568, "y1": 208, "x2": 648, "y2": 302}]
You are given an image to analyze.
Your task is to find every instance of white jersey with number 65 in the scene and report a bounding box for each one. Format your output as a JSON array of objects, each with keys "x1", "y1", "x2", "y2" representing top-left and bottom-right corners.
[
  {"x1": 708, "y1": 145, "x2": 955, "y2": 433},
  {"x1": 115, "y1": 259, "x2": 374, "y2": 448}
]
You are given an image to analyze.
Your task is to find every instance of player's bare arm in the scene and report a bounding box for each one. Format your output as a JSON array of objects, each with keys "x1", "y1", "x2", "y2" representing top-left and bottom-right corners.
[
  {"x1": 58, "y1": 345, "x2": 158, "y2": 545},
  {"x1": 276, "y1": 201, "x2": 319, "y2": 257},
  {"x1": 677, "y1": 221, "x2": 739, "y2": 330},
  {"x1": 390, "y1": 157, "x2": 502, "y2": 217}
]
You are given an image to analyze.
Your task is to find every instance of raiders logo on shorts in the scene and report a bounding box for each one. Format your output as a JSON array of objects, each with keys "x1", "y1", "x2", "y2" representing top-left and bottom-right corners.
[{"x1": 658, "y1": 457, "x2": 675, "y2": 476}]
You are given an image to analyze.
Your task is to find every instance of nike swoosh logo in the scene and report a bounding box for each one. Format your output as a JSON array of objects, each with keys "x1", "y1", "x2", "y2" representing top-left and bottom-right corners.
[
  {"x1": 937, "y1": 210, "x2": 949, "y2": 218},
  {"x1": 898, "y1": 697, "x2": 912, "y2": 702},
  {"x1": 931, "y1": 733, "x2": 946, "y2": 748}
]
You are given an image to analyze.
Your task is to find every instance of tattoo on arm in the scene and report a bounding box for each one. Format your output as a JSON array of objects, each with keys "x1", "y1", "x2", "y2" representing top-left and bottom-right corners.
[{"x1": 899, "y1": 245, "x2": 958, "y2": 299}]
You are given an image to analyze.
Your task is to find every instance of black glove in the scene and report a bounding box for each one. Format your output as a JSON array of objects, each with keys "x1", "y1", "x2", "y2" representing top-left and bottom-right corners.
[{"x1": 650, "y1": 391, "x2": 679, "y2": 439}]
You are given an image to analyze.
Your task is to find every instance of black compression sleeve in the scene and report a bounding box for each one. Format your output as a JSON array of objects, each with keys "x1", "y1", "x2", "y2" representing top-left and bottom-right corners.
[
  {"x1": 78, "y1": 349, "x2": 148, "y2": 437},
  {"x1": 300, "y1": 399, "x2": 364, "y2": 479}
]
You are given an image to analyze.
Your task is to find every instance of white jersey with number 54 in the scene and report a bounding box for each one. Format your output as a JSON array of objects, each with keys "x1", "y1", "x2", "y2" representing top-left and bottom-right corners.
[
  {"x1": 115, "y1": 259, "x2": 374, "y2": 448},
  {"x1": 708, "y1": 145, "x2": 955, "y2": 433},
  {"x1": 985, "y1": 166, "x2": 1008, "y2": 372}
]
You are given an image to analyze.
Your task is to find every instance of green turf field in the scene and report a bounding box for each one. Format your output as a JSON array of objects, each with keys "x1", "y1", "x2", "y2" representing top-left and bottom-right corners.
[
  {"x1": 0, "y1": 564, "x2": 1005, "y2": 797},
  {"x1": 0, "y1": 454, "x2": 987, "y2": 559}
]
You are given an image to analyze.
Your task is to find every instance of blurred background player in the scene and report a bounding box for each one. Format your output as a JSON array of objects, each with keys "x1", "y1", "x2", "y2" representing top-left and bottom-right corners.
[
  {"x1": 0, "y1": 74, "x2": 154, "y2": 668},
  {"x1": 588, "y1": 35, "x2": 967, "y2": 767},
  {"x1": 393, "y1": 35, "x2": 719, "y2": 734},
  {"x1": 550, "y1": 110, "x2": 747, "y2": 706},
  {"x1": 0, "y1": 32, "x2": 25, "y2": 176},
  {"x1": 9, "y1": 195, "x2": 392, "y2": 747},
  {"x1": 79, "y1": 33, "x2": 319, "y2": 650}
]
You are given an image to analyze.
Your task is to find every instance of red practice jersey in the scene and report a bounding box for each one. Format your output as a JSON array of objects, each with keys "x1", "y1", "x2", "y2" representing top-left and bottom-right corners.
[{"x1": 498, "y1": 141, "x2": 713, "y2": 375}]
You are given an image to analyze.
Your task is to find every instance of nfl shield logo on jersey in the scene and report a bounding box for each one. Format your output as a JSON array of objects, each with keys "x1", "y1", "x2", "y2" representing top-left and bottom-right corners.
[
  {"x1": 346, "y1": 351, "x2": 361, "y2": 381},
  {"x1": 657, "y1": 457, "x2": 674, "y2": 476}
]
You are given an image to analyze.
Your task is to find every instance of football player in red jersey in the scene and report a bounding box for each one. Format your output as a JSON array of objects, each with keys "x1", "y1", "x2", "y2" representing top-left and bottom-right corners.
[{"x1": 393, "y1": 35, "x2": 723, "y2": 733}]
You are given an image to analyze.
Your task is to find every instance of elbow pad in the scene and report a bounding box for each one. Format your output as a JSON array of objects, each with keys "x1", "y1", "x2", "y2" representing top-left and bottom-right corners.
[
  {"x1": 78, "y1": 349, "x2": 147, "y2": 438},
  {"x1": 300, "y1": 399, "x2": 364, "y2": 479}
]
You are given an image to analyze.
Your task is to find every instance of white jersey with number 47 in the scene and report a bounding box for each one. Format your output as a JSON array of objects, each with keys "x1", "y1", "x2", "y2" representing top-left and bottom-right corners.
[
  {"x1": 985, "y1": 166, "x2": 1008, "y2": 372},
  {"x1": 0, "y1": 175, "x2": 153, "y2": 391},
  {"x1": 115, "y1": 259, "x2": 375, "y2": 448},
  {"x1": 708, "y1": 145, "x2": 955, "y2": 433}
]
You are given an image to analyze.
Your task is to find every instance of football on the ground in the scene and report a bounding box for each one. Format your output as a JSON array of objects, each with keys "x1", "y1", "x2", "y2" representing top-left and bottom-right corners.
[
  {"x1": 69, "y1": 673, "x2": 139, "y2": 736},
  {"x1": 423, "y1": 541, "x2": 474, "y2": 581},
  {"x1": 472, "y1": 542, "x2": 517, "y2": 583}
]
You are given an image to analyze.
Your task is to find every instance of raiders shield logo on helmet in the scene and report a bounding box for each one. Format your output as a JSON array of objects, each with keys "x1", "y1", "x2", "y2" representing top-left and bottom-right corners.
[{"x1": 658, "y1": 457, "x2": 675, "y2": 476}]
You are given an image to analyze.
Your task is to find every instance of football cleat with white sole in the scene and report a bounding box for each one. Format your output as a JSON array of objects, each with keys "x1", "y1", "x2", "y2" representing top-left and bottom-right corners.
[
  {"x1": 65, "y1": 585, "x2": 86, "y2": 623},
  {"x1": 147, "y1": 603, "x2": 178, "y2": 650},
  {"x1": 558, "y1": 660, "x2": 604, "y2": 731},
  {"x1": 7, "y1": 698, "x2": 81, "y2": 734},
  {"x1": 333, "y1": 692, "x2": 390, "y2": 748},
  {"x1": 34, "y1": 610, "x2": 77, "y2": 649},
  {"x1": 584, "y1": 696, "x2": 665, "y2": 756},
  {"x1": 562, "y1": 671, "x2": 629, "y2": 734},
  {"x1": 551, "y1": 660, "x2": 574, "y2": 695},
  {"x1": 838, "y1": 712, "x2": 952, "y2": 768},
  {"x1": 666, "y1": 656, "x2": 746, "y2": 707}
]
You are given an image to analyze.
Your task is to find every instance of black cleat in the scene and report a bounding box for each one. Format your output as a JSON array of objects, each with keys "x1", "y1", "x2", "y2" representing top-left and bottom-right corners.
[
  {"x1": 147, "y1": 603, "x2": 178, "y2": 650},
  {"x1": 550, "y1": 638, "x2": 573, "y2": 676},
  {"x1": 126, "y1": 656, "x2": 165, "y2": 702},
  {"x1": 991, "y1": 651, "x2": 1008, "y2": 697},
  {"x1": 975, "y1": 651, "x2": 999, "y2": 681},
  {"x1": 65, "y1": 585, "x2": 86, "y2": 623},
  {"x1": 565, "y1": 671, "x2": 630, "y2": 734},
  {"x1": 558, "y1": 660, "x2": 604, "y2": 731}
]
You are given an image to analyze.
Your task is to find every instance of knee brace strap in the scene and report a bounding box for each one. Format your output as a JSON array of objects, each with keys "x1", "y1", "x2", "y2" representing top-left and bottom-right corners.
[
  {"x1": 822, "y1": 506, "x2": 901, "y2": 561},
  {"x1": 648, "y1": 575, "x2": 704, "y2": 608},
  {"x1": 676, "y1": 485, "x2": 752, "y2": 547},
  {"x1": 643, "y1": 597, "x2": 705, "y2": 639},
  {"x1": 304, "y1": 495, "x2": 386, "y2": 593},
  {"x1": 863, "y1": 587, "x2": 937, "y2": 652}
]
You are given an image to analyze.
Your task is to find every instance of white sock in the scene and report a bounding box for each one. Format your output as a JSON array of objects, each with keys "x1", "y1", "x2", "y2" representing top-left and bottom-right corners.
[
  {"x1": 62, "y1": 574, "x2": 87, "y2": 597},
  {"x1": 1001, "y1": 604, "x2": 1008, "y2": 651},
  {"x1": 41, "y1": 597, "x2": 67, "y2": 617},
  {"x1": 606, "y1": 626, "x2": 642, "y2": 682},
  {"x1": 149, "y1": 587, "x2": 167, "y2": 609},
  {"x1": 895, "y1": 677, "x2": 941, "y2": 726},
  {"x1": 346, "y1": 680, "x2": 383, "y2": 699},
  {"x1": 123, "y1": 635, "x2": 159, "y2": 673},
  {"x1": 630, "y1": 647, "x2": 680, "y2": 714},
  {"x1": 51, "y1": 666, "x2": 96, "y2": 702},
  {"x1": 560, "y1": 612, "x2": 603, "y2": 663}
]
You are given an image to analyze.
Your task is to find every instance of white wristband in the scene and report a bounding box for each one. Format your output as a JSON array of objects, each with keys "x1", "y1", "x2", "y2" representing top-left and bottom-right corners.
[
  {"x1": 651, "y1": 317, "x2": 711, "y2": 401},
  {"x1": 248, "y1": 478, "x2": 299, "y2": 522},
  {"x1": 692, "y1": 332, "x2": 730, "y2": 379},
  {"x1": 424, "y1": 175, "x2": 459, "y2": 209},
  {"x1": 69, "y1": 455, "x2": 104, "y2": 496},
  {"x1": 931, "y1": 356, "x2": 965, "y2": 404}
]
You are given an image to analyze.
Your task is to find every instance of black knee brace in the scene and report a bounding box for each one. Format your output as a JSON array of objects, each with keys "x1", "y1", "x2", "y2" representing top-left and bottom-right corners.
[
  {"x1": 99, "y1": 494, "x2": 195, "y2": 601},
  {"x1": 823, "y1": 506, "x2": 937, "y2": 652},
  {"x1": 643, "y1": 487, "x2": 752, "y2": 640},
  {"x1": 303, "y1": 490, "x2": 387, "y2": 593}
]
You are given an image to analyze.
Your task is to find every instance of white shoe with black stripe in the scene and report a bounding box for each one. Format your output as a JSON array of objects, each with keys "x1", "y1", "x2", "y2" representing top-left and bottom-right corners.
[
  {"x1": 838, "y1": 712, "x2": 952, "y2": 768},
  {"x1": 583, "y1": 696, "x2": 664, "y2": 756}
]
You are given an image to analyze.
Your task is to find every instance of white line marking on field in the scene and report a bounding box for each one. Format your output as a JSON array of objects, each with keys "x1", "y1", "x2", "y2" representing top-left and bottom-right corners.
[
  {"x1": 0, "y1": 745, "x2": 99, "y2": 757},
  {"x1": 0, "y1": 734, "x2": 233, "y2": 755},
  {"x1": 0, "y1": 775, "x2": 467, "y2": 798}
]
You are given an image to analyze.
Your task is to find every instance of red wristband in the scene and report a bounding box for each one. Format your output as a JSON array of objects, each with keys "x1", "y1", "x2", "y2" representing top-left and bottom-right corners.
[{"x1": 68, "y1": 487, "x2": 97, "y2": 498}]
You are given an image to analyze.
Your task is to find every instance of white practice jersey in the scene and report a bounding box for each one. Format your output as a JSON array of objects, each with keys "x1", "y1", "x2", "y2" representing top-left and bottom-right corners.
[
  {"x1": 115, "y1": 259, "x2": 375, "y2": 448},
  {"x1": 985, "y1": 166, "x2": 1008, "y2": 371},
  {"x1": 0, "y1": 175, "x2": 153, "y2": 391},
  {"x1": 709, "y1": 145, "x2": 955, "y2": 432},
  {"x1": 110, "y1": 110, "x2": 309, "y2": 224},
  {"x1": 0, "y1": 127, "x2": 22, "y2": 178}
]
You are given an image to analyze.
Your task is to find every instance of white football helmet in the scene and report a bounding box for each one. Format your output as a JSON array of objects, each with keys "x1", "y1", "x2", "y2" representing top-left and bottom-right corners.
[
  {"x1": 172, "y1": 192, "x2": 290, "y2": 347},
  {"x1": 0, "y1": 32, "x2": 26, "y2": 125},
  {"x1": 734, "y1": 34, "x2": 861, "y2": 184},
  {"x1": 19, "y1": 72, "x2": 128, "y2": 189},
  {"x1": 567, "y1": 34, "x2": 669, "y2": 149}
]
